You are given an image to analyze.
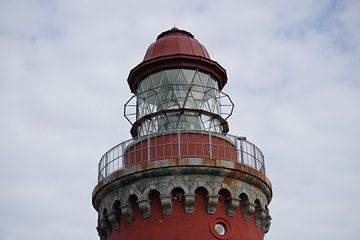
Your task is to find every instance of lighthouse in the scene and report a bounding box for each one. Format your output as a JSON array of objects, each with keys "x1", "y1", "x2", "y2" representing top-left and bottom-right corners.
[{"x1": 92, "y1": 27, "x2": 272, "y2": 240}]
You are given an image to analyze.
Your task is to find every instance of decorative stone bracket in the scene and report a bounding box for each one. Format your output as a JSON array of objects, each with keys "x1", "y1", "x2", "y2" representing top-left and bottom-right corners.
[
  {"x1": 138, "y1": 199, "x2": 152, "y2": 219},
  {"x1": 241, "y1": 202, "x2": 256, "y2": 221},
  {"x1": 121, "y1": 205, "x2": 134, "y2": 224},
  {"x1": 207, "y1": 194, "x2": 219, "y2": 214},
  {"x1": 160, "y1": 195, "x2": 172, "y2": 215},
  {"x1": 226, "y1": 197, "x2": 240, "y2": 217},
  {"x1": 100, "y1": 217, "x2": 111, "y2": 235},
  {"x1": 96, "y1": 226, "x2": 107, "y2": 240},
  {"x1": 255, "y1": 208, "x2": 267, "y2": 226},
  {"x1": 261, "y1": 214, "x2": 272, "y2": 234},
  {"x1": 97, "y1": 216, "x2": 111, "y2": 240},
  {"x1": 184, "y1": 193, "x2": 196, "y2": 213},
  {"x1": 253, "y1": 207, "x2": 272, "y2": 234},
  {"x1": 95, "y1": 173, "x2": 272, "y2": 238},
  {"x1": 107, "y1": 210, "x2": 121, "y2": 230}
]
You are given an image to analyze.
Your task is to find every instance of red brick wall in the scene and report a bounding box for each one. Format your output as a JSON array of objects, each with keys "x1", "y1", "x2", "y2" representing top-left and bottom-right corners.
[{"x1": 109, "y1": 190, "x2": 263, "y2": 240}]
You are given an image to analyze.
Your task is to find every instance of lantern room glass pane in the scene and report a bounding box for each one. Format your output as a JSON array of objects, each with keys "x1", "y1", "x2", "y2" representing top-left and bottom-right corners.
[
  {"x1": 135, "y1": 112, "x2": 223, "y2": 136},
  {"x1": 134, "y1": 69, "x2": 226, "y2": 136},
  {"x1": 150, "y1": 71, "x2": 163, "y2": 87},
  {"x1": 137, "y1": 69, "x2": 219, "y2": 94},
  {"x1": 165, "y1": 69, "x2": 180, "y2": 84},
  {"x1": 182, "y1": 69, "x2": 195, "y2": 83}
]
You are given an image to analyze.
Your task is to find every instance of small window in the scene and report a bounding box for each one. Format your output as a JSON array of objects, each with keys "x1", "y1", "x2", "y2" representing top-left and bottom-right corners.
[{"x1": 215, "y1": 223, "x2": 226, "y2": 235}]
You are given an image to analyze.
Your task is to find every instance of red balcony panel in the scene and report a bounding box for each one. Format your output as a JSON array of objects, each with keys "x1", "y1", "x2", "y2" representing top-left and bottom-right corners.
[{"x1": 123, "y1": 132, "x2": 237, "y2": 167}]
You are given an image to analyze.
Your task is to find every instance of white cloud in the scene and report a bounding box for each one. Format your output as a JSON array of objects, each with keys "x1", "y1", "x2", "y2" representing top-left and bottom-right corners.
[{"x1": 1, "y1": 0, "x2": 359, "y2": 239}]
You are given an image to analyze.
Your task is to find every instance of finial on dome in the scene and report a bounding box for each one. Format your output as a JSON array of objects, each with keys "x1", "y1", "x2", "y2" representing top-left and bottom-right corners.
[
  {"x1": 171, "y1": 24, "x2": 179, "y2": 31},
  {"x1": 157, "y1": 27, "x2": 193, "y2": 40}
]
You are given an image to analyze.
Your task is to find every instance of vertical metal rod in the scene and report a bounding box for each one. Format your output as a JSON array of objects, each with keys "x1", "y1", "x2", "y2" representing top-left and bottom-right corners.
[
  {"x1": 112, "y1": 154, "x2": 114, "y2": 174},
  {"x1": 235, "y1": 137, "x2": 239, "y2": 163},
  {"x1": 239, "y1": 139, "x2": 244, "y2": 164},
  {"x1": 104, "y1": 154, "x2": 108, "y2": 178},
  {"x1": 209, "y1": 131, "x2": 212, "y2": 159},
  {"x1": 223, "y1": 136, "x2": 226, "y2": 160},
  {"x1": 253, "y1": 144, "x2": 257, "y2": 170},
  {"x1": 117, "y1": 146, "x2": 119, "y2": 171},
  {"x1": 186, "y1": 132, "x2": 189, "y2": 157},
  {"x1": 147, "y1": 134, "x2": 150, "y2": 162},
  {"x1": 178, "y1": 130, "x2": 181, "y2": 158},
  {"x1": 170, "y1": 132, "x2": 173, "y2": 158},
  {"x1": 98, "y1": 161, "x2": 101, "y2": 182},
  {"x1": 121, "y1": 143, "x2": 125, "y2": 169}
]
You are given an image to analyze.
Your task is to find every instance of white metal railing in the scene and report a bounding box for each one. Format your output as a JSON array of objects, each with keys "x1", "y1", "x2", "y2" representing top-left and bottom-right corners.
[{"x1": 98, "y1": 130, "x2": 265, "y2": 182}]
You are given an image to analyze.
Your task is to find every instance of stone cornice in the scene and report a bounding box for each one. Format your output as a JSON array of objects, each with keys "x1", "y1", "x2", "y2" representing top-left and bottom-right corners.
[{"x1": 92, "y1": 158, "x2": 272, "y2": 210}]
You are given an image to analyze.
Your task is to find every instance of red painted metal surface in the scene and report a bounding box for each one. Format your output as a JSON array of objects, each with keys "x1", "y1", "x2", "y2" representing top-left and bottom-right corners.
[
  {"x1": 124, "y1": 133, "x2": 237, "y2": 167},
  {"x1": 108, "y1": 190, "x2": 263, "y2": 240},
  {"x1": 144, "y1": 27, "x2": 210, "y2": 61},
  {"x1": 127, "y1": 28, "x2": 228, "y2": 93}
]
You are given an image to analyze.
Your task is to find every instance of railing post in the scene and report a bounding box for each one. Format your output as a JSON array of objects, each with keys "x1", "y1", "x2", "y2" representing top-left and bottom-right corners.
[
  {"x1": 223, "y1": 134, "x2": 226, "y2": 159},
  {"x1": 147, "y1": 134, "x2": 150, "y2": 162},
  {"x1": 178, "y1": 130, "x2": 181, "y2": 158},
  {"x1": 253, "y1": 144, "x2": 258, "y2": 170},
  {"x1": 239, "y1": 139, "x2": 244, "y2": 164},
  {"x1": 235, "y1": 137, "x2": 239, "y2": 163},
  {"x1": 98, "y1": 161, "x2": 101, "y2": 182},
  {"x1": 208, "y1": 131, "x2": 212, "y2": 159},
  {"x1": 121, "y1": 142, "x2": 125, "y2": 169},
  {"x1": 104, "y1": 154, "x2": 108, "y2": 178}
]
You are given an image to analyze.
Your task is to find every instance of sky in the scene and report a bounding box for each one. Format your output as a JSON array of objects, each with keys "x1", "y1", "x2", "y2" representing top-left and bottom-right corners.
[{"x1": 0, "y1": 0, "x2": 359, "y2": 239}]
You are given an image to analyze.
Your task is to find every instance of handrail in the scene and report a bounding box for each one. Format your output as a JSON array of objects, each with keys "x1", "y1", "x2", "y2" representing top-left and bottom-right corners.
[{"x1": 98, "y1": 130, "x2": 265, "y2": 182}]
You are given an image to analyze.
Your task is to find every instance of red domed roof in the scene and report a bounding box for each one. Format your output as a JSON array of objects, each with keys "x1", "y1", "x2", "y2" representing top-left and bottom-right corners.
[
  {"x1": 143, "y1": 27, "x2": 210, "y2": 61},
  {"x1": 127, "y1": 28, "x2": 227, "y2": 93}
]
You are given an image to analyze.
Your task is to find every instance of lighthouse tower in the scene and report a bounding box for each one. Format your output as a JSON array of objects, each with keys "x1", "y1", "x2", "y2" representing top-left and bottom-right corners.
[{"x1": 92, "y1": 28, "x2": 272, "y2": 240}]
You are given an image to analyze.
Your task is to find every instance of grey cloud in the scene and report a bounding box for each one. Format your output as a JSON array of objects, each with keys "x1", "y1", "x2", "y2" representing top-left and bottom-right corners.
[{"x1": 1, "y1": 1, "x2": 359, "y2": 240}]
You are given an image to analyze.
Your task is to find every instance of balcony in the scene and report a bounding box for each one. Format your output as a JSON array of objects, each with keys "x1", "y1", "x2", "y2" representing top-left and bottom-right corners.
[{"x1": 98, "y1": 130, "x2": 265, "y2": 182}]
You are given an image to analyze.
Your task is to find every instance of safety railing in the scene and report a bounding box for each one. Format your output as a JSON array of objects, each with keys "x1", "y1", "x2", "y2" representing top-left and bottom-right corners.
[{"x1": 98, "y1": 130, "x2": 265, "y2": 182}]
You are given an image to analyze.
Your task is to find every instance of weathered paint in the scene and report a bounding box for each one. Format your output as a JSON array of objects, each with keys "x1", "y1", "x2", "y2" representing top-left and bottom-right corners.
[
  {"x1": 124, "y1": 133, "x2": 237, "y2": 167},
  {"x1": 93, "y1": 27, "x2": 273, "y2": 240},
  {"x1": 127, "y1": 28, "x2": 227, "y2": 93},
  {"x1": 109, "y1": 190, "x2": 263, "y2": 240}
]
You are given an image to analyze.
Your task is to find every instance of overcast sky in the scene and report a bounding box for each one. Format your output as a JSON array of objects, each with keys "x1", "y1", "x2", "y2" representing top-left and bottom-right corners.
[{"x1": 1, "y1": 0, "x2": 359, "y2": 240}]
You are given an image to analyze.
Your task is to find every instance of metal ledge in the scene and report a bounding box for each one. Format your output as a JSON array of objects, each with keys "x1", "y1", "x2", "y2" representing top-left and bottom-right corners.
[{"x1": 129, "y1": 108, "x2": 230, "y2": 137}]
